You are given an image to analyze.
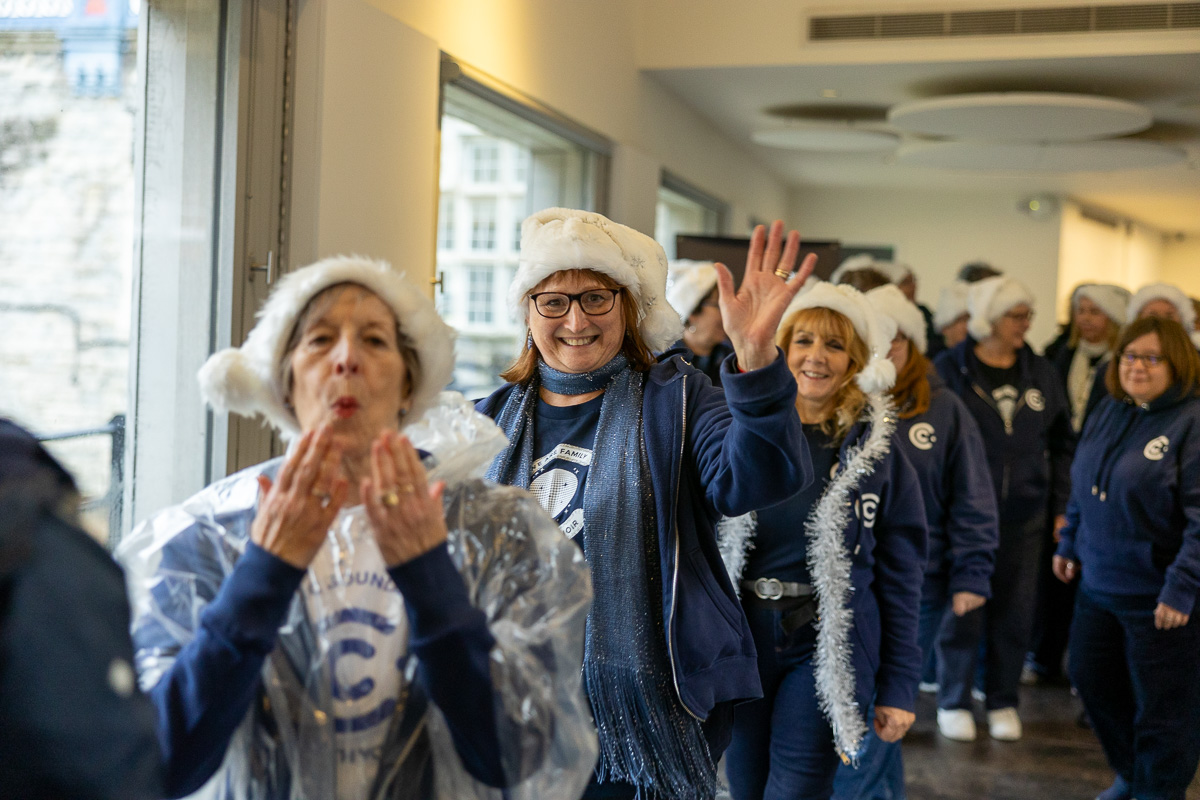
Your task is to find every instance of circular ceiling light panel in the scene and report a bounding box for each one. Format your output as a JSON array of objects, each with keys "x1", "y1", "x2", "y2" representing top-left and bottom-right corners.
[
  {"x1": 894, "y1": 139, "x2": 1186, "y2": 172},
  {"x1": 751, "y1": 127, "x2": 899, "y2": 152},
  {"x1": 888, "y1": 93, "x2": 1153, "y2": 142}
]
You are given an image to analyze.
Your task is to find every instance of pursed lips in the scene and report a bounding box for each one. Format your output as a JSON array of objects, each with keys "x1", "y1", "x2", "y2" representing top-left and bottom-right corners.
[{"x1": 332, "y1": 396, "x2": 360, "y2": 418}]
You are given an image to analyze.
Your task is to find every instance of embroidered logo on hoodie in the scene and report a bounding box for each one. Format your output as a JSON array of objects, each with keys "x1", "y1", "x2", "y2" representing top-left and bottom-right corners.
[
  {"x1": 1144, "y1": 435, "x2": 1169, "y2": 461},
  {"x1": 1025, "y1": 388, "x2": 1045, "y2": 412},
  {"x1": 855, "y1": 493, "x2": 880, "y2": 528},
  {"x1": 908, "y1": 422, "x2": 936, "y2": 450}
]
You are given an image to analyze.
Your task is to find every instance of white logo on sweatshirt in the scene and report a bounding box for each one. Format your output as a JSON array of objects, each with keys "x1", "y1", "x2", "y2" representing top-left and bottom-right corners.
[
  {"x1": 1144, "y1": 436, "x2": 1169, "y2": 461},
  {"x1": 908, "y1": 422, "x2": 936, "y2": 450},
  {"x1": 1025, "y1": 388, "x2": 1045, "y2": 412},
  {"x1": 855, "y1": 493, "x2": 880, "y2": 528}
]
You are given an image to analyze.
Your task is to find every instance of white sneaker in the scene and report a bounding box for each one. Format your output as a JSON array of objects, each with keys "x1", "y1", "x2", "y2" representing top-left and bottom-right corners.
[
  {"x1": 988, "y1": 707, "x2": 1022, "y2": 741},
  {"x1": 918, "y1": 681, "x2": 940, "y2": 694},
  {"x1": 937, "y1": 708, "x2": 977, "y2": 741}
]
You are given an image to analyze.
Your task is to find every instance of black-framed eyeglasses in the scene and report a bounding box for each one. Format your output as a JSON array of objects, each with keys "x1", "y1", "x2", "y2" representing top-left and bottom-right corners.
[
  {"x1": 1120, "y1": 351, "x2": 1165, "y2": 367},
  {"x1": 530, "y1": 288, "x2": 622, "y2": 319}
]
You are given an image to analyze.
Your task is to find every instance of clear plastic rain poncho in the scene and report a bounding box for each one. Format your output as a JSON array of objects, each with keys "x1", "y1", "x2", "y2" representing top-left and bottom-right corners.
[{"x1": 117, "y1": 394, "x2": 597, "y2": 800}]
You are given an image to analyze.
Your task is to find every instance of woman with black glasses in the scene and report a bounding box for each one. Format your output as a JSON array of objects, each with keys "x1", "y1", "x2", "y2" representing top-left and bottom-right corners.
[
  {"x1": 477, "y1": 208, "x2": 817, "y2": 800},
  {"x1": 1055, "y1": 316, "x2": 1200, "y2": 800}
]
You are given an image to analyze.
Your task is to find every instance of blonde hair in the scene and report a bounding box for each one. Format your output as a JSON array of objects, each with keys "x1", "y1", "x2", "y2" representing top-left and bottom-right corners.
[{"x1": 776, "y1": 307, "x2": 869, "y2": 441}]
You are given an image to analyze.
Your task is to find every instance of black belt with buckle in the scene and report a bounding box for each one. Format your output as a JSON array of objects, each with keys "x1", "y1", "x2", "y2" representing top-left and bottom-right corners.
[{"x1": 741, "y1": 578, "x2": 818, "y2": 634}]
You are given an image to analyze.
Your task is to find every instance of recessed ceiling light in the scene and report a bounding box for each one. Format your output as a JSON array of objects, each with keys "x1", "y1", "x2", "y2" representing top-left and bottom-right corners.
[
  {"x1": 821, "y1": 89, "x2": 839, "y2": 99},
  {"x1": 888, "y1": 92, "x2": 1153, "y2": 142},
  {"x1": 752, "y1": 127, "x2": 899, "y2": 152}
]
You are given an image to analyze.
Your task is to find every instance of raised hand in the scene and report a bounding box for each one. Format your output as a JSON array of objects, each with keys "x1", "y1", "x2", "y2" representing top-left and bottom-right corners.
[
  {"x1": 362, "y1": 431, "x2": 449, "y2": 567},
  {"x1": 715, "y1": 220, "x2": 817, "y2": 372},
  {"x1": 251, "y1": 426, "x2": 349, "y2": 569}
]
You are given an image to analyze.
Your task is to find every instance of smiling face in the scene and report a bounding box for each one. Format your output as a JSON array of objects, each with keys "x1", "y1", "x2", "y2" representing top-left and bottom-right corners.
[
  {"x1": 1119, "y1": 332, "x2": 1172, "y2": 406},
  {"x1": 286, "y1": 285, "x2": 410, "y2": 456},
  {"x1": 1074, "y1": 296, "x2": 1113, "y2": 345},
  {"x1": 783, "y1": 308, "x2": 863, "y2": 422},
  {"x1": 526, "y1": 269, "x2": 628, "y2": 375}
]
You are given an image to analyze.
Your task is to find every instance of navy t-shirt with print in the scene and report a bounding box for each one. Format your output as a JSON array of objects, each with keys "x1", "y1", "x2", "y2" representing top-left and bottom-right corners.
[{"x1": 532, "y1": 395, "x2": 603, "y2": 539}]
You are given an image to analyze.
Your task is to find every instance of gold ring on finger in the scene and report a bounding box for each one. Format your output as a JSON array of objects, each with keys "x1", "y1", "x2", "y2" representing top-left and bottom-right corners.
[
  {"x1": 381, "y1": 490, "x2": 400, "y2": 507},
  {"x1": 774, "y1": 267, "x2": 791, "y2": 279}
]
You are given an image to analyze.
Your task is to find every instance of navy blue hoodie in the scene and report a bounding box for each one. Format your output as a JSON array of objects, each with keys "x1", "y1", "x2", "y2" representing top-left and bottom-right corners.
[
  {"x1": 893, "y1": 377, "x2": 999, "y2": 596},
  {"x1": 934, "y1": 339, "x2": 1075, "y2": 522},
  {"x1": 1057, "y1": 390, "x2": 1200, "y2": 615},
  {"x1": 478, "y1": 353, "x2": 812, "y2": 744}
]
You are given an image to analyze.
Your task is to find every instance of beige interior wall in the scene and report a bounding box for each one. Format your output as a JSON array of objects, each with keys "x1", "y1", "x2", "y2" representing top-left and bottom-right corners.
[
  {"x1": 788, "y1": 185, "x2": 1064, "y2": 348},
  {"x1": 1161, "y1": 235, "x2": 1200, "y2": 298},
  {"x1": 346, "y1": 0, "x2": 790, "y2": 239}
]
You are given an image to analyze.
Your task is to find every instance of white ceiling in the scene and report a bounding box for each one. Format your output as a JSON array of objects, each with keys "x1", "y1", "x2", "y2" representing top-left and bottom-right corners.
[{"x1": 646, "y1": 50, "x2": 1200, "y2": 233}]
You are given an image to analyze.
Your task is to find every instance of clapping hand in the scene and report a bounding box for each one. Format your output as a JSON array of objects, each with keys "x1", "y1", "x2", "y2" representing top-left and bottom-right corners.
[
  {"x1": 715, "y1": 220, "x2": 817, "y2": 372},
  {"x1": 362, "y1": 431, "x2": 449, "y2": 567}
]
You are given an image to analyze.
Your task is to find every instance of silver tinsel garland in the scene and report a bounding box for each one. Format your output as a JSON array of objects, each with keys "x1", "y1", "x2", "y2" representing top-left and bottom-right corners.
[{"x1": 719, "y1": 390, "x2": 897, "y2": 762}]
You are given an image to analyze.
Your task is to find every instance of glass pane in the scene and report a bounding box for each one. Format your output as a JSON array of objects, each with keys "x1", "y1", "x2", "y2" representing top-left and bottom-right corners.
[
  {"x1": 0, "y1": 0, "x2": 139, "y2": 546},
  {"x1": 655, "y1": 184, "x2": 721, "y2": 260},
  {"x1": 437, "y1": 82, "x2": 600, "y2": 398}
]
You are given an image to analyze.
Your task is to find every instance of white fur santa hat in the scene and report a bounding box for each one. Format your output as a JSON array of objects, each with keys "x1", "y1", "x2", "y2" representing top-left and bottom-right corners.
[
  {"x1": 779, "y1": 281, "x2": 898, "y2": 394},
  {"x1": 967, "y1": 276, "x2": 1036, "y2": 341},
  {"x1": 1128, "y1": 282, "x2": 1196, "y2": 331},
  {"x1": 867, "y1": 284, "x2": 927, "y2": 354},
  {"x1": 876, "y1": 261, "x2": 914, "y2": 285},
  {"x1": 197, "y1": 255, "x2": 455, "y2": 441},
  {"x1": 829, "y1": 253, "x2": 877, "y2": 285},
  {"x1": 666, "y1": 259, "x2": 719, "y2": 322},
  {"x1": 509, "y1": 207, "x2": 682, "y2": 351},
  {"x1": 934, "y1": 281, "x2": 970, "y2": 331},
  {"x1": 1074, "y1": 283, "x2": 1131, "y2": 324}
]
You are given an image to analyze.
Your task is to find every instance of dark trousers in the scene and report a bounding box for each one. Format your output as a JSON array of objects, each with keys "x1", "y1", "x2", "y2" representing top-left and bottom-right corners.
[
  {"x1": 1030, "y1": 525, "x2": 1076, "y2": 678},
  {"x1": 1070, "y1": 588, "x2": 1200, "y2": 800},
  {"x1": 727, "y1": 602, "x2": 841, "y2": 800},
  {"x1": 938, "y1": 514, "x2": 1043, "y2": 710}
]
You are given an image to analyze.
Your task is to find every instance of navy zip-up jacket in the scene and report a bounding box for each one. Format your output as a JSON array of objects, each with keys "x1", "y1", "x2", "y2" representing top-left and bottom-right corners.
[
  {"x1": 893, "y1": 377, "x2": 999, "y2": 597},
  {"x1": 1057, "y1": 390, "x2": 1200, "y2": 615},
  {"x1": 934, "y1": 339, "x2": 1075, "y2": 522},
  {"x1": 832, "y1": 421, "x2": 928, "y2": 714},
  {"x1": 477, "y1": 352, "x2": 811, "y2": 743}
]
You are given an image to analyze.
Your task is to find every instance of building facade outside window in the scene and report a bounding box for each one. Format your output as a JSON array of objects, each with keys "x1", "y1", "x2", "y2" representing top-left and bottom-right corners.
[
  {"x1": 436, "y1": 75, "x2": 608, "y2": 398},
  {"x1": 0, "y1": 0, "x2": 138, "y2": 544},
  {"x1": 654, "y1": 174, "x2": 727, "y2": 260}
]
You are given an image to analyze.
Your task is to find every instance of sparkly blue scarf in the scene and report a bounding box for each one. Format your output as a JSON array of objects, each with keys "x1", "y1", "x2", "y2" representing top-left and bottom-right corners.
[{"x1": 486, "y1": 354, "x2": 715, "y2": 800}]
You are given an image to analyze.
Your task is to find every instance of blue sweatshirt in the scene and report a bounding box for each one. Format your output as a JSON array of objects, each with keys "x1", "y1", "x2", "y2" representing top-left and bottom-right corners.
[
  {"x1": 893, "y1": 378, "x2": 999, "y2": 597},
  {"x1": 1057, "y1": 390, "x2": 1200, "y2": 615},
  {"x1": 934, "y1": 339, "x2": 1075, "y2": 522}
]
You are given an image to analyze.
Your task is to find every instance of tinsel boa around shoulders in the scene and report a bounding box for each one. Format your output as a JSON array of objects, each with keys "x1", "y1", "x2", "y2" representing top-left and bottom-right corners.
[{"x1": 719, "y1": 390, "x2": 897, "y2": 762}]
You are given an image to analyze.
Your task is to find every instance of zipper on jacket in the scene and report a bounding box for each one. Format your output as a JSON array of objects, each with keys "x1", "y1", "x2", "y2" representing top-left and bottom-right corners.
[
  {"x1": 971, "y1": 381, "x2": 1025, "y2": 435},
  {"x1": 666, "y1": 375, "x2": 703, "y2": 721}
]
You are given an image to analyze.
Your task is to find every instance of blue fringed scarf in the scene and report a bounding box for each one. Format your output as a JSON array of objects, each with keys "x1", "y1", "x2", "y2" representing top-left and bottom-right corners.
[{"x1": 486, "y1": 354, "x2": 716, "y2": 800}]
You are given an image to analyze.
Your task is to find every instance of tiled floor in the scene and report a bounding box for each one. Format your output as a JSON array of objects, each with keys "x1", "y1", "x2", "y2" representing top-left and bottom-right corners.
[{"x1": 718, "y1": 682, "x2": 1200, "y2": 799}]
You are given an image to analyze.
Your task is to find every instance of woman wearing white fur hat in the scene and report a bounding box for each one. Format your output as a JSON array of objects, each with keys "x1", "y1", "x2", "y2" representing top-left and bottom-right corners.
[
  {"x1": 721, "y1": 282, "x2": 928, "y2": 800},
  {"x1": 932, "y1": 276, "x2": 1074, "y2": 742},
  {"x1": 116, "y1": 256, "x2": 597, "y2": 800},
  {"x1": 830, "y1": 287, "x2": 997, "y2": 797},
  {"x1": 1129, "y1": 282, "x2": 1200, "y2": 349},
  {"x1": 477, "y1": 209, "x2": 817, "y2": 800},
  {"x1": 666, "y1": 259, "x2": 734, "y2": 386}
]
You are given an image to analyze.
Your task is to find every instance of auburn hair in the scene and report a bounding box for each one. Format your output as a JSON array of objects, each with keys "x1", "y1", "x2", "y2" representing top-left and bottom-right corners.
[
  {"x1": 500, "y1": 269, "x2": 657, "y2": 385},
  {"x1": 891, "y1": 340, "x2": 932, "y2": 419},
  {"x1": 1105, "y1": 316, "x2": 1200, "y2": 401},
  {"x1": 776, "y1": 306, "x2": 868, "y2": 442}
]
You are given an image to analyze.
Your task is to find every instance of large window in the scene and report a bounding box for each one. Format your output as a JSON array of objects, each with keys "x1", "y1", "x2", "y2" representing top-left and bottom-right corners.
[
  {"x1": 1, "y1": 0, "x2": 138, "y2": 544},
  {"x1": 655, "y1": 173, "x2": 727, "y2": 260},
  {"x1": 437, "y1": 69, "x2": 609, "y2": 398}
]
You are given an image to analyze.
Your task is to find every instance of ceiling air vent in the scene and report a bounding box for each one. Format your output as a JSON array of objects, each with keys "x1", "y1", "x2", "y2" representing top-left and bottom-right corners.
[{"x1": 809, "y1": 2, "x2": 1200, "y2": 40}]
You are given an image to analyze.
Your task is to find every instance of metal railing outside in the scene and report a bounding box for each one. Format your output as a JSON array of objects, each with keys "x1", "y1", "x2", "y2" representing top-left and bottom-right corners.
[{"x1": 36, "y1": 413, "x2": 125, "y2": 550}]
